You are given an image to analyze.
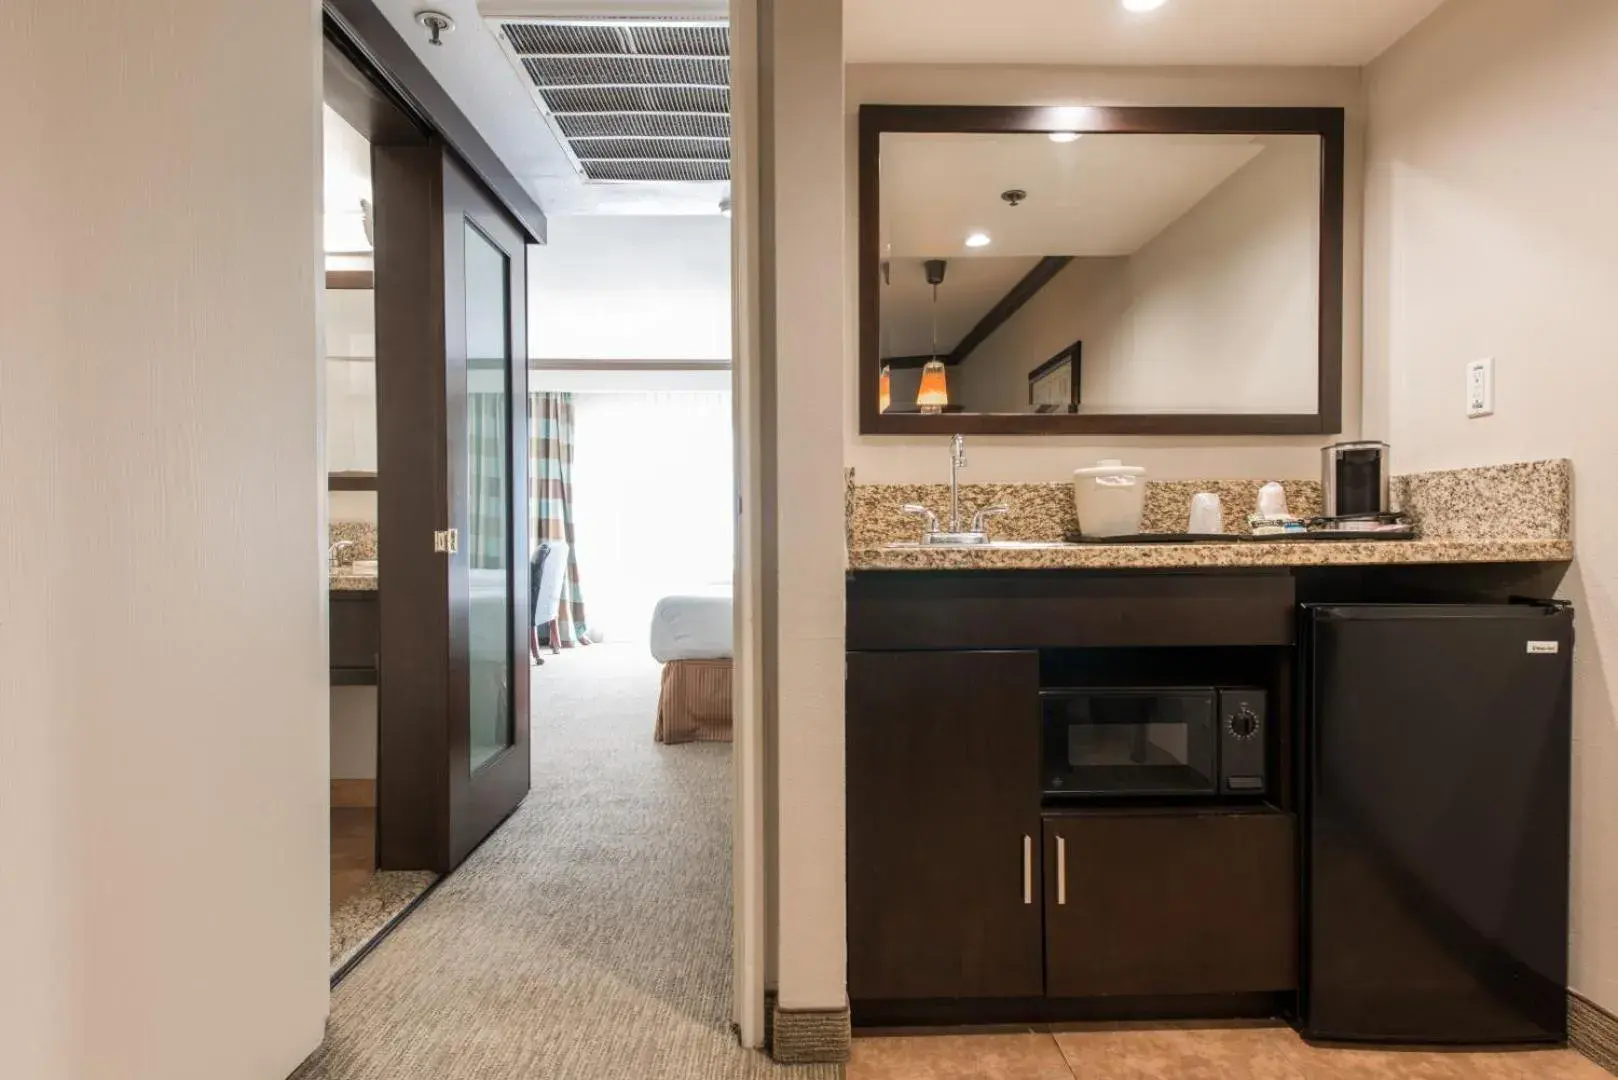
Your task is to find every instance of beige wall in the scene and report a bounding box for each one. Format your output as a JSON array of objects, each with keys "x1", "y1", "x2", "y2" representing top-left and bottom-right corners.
[
  {"x1": 846, "y1": 63, "x2": 1366, "y2": 483},
  {"x1": 961, "y1": 137, "x2": 1320, "y2": 416},
  {"x1": 954, "y1": 257, "x2": 1128, "y2": 411},
  {"x1": 0, "y1": 1, "x2": 330, "y2": 1077},
  {"x1": 765, "y1": 0, "x2": 848, "y2": 1011},
  {"x1": 1364, "y1": 0, "x2": 1618, "y2": 1011}
]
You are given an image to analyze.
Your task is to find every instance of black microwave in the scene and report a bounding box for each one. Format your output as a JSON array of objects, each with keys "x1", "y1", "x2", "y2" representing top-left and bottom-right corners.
[{"x1": 1040, "y1": 687, "x2": 1267, "y2": 799}]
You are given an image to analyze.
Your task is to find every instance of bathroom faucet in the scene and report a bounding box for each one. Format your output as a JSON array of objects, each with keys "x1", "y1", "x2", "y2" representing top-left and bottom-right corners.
[
  {"x1": 329, "y1": 539, "x2": 355, "y2": 564},
  {"x1": 901, "y1": 434, "x2": 1009, "y2": 545}
]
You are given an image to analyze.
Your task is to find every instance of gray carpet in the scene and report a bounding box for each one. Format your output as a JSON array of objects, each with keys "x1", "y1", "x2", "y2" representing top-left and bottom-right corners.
[{"x1": 295, "y1": 643, "x2": 835, "y2": 1079}]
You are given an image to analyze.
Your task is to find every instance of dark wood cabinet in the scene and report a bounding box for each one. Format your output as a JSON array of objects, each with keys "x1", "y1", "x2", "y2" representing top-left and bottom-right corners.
[
  {"x1": 1043, "y1": 809, "x2": 1297, "y2": 999},
  {"x1": 330, "y1": 591, "x2": 380, "y2": 684},
  {"x1": 847, "y1": 649, "x2": 1043, "y2": 1001}
]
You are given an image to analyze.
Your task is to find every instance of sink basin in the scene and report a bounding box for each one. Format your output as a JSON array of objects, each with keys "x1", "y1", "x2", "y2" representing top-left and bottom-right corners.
[{"x1": 884, "y1": 540, "x2": 1067, "y2": 551}]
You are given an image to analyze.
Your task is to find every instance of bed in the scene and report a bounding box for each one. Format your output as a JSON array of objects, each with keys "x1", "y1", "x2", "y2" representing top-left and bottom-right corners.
[{"x1": 650, "y1": 589, "x2": 733, "y2": 744}]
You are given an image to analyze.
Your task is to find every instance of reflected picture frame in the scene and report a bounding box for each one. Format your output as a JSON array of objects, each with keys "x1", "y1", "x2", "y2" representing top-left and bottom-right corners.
[
  {"x1": 858, "y1": 104, "x2": 1346, "y2": 437},
  {"x1": 1029, "y1": 341, "x2": 1082, "y2": 413}
]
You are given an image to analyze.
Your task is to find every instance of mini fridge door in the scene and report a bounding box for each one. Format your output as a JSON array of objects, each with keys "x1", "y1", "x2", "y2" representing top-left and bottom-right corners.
[{"x1": 1301, "y1": 603, "x2": 1572, "y2": 1045}]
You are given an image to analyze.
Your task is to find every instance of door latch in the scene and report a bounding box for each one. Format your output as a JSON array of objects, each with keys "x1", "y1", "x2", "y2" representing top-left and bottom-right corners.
[{"x1": 433, "y1": 528, "x2": 459, "y2": 554}]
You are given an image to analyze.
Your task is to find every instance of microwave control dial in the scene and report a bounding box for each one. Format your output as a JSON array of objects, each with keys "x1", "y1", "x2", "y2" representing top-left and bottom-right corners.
[{"x1": 1227, "y1": 706, "x2": 1261, "y2": 740}]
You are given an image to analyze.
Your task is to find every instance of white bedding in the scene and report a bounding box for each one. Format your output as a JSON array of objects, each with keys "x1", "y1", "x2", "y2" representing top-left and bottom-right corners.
[{"x1": 649, "y1": 589, "x2": 734, "y2": 663}]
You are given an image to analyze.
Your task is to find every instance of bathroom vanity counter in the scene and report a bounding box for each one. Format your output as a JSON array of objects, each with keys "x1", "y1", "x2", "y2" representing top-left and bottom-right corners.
[
  {"x1": 847, "y1": 535, "x2": 1572, "y2": 572},
  {"x1": 330, "y1": 571, "x2": 379, "y2": 592}
]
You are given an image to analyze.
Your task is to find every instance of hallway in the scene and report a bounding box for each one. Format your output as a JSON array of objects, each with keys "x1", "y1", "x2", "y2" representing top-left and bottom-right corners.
[{"x1": 296, "y1": 644, "x2": 828, "y2": 1079}]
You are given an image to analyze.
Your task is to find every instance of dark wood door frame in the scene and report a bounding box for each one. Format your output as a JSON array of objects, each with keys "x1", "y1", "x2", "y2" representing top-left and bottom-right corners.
[
  {"x1": 858, "y1": 104, "x2": 1345, "y2": 437},
  {"x1": 374, "y1": 142, "x2": 450, "y2": 871},
  {"x1": 324, "y1": 1, "x2": 546, "y2": 244}
]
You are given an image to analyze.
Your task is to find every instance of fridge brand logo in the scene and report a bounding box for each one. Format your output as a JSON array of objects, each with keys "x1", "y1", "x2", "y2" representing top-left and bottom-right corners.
[{"x1": 1527, "y1": 641, "x2": 1560, "y2": 654}]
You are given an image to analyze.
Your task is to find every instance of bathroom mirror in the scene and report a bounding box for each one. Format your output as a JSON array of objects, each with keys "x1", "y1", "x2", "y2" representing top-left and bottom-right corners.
[{"x1": 860, "y1": 106, "x2": 1345, "y2": 435}]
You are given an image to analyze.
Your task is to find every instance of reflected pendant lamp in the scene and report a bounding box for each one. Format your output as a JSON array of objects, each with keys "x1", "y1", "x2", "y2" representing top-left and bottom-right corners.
[
  {"x1": 879, "y1": 364, "x2": 892, "y2": 413},
  {"x1": 917, "y1": 359, "x2": 948, "y2": 414},
  {"x1": 917, "y1": 260, "x2": 949, "y2": 414}
]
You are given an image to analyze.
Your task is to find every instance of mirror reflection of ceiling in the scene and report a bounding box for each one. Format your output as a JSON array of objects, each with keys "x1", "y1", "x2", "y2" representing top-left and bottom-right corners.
[
  {"x1": 882, "y1": 132, "x2": 1282, "y2": 258},
  {"x1": 880, "y1": 133, "x2": 1318, "y2": 358},
  {"x1": 877, "y1": 131, "x2": 1323, "y2": 415}
]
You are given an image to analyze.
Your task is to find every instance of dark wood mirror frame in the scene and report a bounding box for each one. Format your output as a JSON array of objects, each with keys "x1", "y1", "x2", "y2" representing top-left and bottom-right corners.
[{"x1": 859, "y1": 105, "x2": 1346, "y2": 437}]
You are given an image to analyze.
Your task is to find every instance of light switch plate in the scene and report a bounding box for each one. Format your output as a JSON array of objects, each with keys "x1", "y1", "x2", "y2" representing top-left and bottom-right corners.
[{"x1": 1467, "y1": 358, "x2": 1494, "y2": 418}]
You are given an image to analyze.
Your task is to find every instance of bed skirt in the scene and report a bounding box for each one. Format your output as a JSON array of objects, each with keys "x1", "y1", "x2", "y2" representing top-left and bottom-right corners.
[{"x1": 656, "y1": 658, "x2": 734, "y2": 744}]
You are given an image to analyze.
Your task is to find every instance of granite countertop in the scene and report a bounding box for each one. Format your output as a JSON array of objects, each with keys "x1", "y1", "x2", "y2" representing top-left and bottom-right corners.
[
  {"x1": 330, "y1": 571, "x2": 378, "y2": 592},
  {"x1": 848, "y1": 536, "x2": 1573, "y2": 572}
]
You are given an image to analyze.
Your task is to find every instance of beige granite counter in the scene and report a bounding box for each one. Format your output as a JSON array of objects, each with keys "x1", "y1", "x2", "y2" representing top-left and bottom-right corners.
[
  {"x1": 849, "y1": 537, "x2": 1571, "y2": 572},
  {"x1": 330, "y1": 521, "x2": 379, "y2": 591},
  {"x1": 847, "y1": 459, "x2": 1572, "y2": 572},
  {"x1": 330, "y1": 572, "x2": 378, "y2": 592}
]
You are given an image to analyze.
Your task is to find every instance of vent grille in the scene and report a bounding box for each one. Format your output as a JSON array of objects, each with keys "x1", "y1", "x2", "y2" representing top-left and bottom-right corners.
[
  {"x1": 557, "y1": 112, "x2": 729, "y2": 139},
  {"x1": 583, "y1": 160, "x2": 730, "y2": 183},
  {"x1": 572, "y1": 137, "x2": 729, "y2": 161},
  {"x1": 497, "y1": 18, "x2": 731, "y2": 183}
]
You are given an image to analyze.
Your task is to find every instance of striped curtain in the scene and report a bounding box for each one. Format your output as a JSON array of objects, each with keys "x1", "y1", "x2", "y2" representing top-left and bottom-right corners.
[
  {"x1": 466, "y1": 391, "x2": 507, "y2": 570},
  {"x1": 528, "y1": 392, "x2": 589, "y2": 646}
]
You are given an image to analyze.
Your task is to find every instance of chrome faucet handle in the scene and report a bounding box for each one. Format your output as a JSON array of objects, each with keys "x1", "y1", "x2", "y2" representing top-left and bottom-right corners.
[
  {"x1": 900, "y1": 503, "x2": 941, "y2": 536},
  {"x1": 970, "y1": 505, "x2": 1010, "y2": 533}
]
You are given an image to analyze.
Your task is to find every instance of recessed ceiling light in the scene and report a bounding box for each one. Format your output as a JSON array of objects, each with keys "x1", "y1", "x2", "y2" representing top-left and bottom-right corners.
[
  {"x1": 1121, "y1": 0, "x2": 1169, "y2": 12},
  {"x1": 1048, "y1": 132, "x2": 1082, "y2": 144},
  {"x1": 964, "y1": 232, "x2": 992, "y2": 249}
]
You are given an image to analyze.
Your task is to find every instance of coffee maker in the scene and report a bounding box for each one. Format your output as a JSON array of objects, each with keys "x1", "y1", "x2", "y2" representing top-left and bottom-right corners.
[{"x1": 1321, "y1": 441, "x2": 1391, "y2": 522}]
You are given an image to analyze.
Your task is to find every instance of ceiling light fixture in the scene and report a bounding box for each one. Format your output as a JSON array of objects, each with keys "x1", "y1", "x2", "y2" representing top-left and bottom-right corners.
[
  {"x1": 964, "y1": 232, "x2": 992, "y2": 249},
  {"x1": 1048, "y1": 132, "x2": 1082, "y2": 143},
  {"x1": 1121, "y1": 0, "x2": 1169, "y2": 12}
]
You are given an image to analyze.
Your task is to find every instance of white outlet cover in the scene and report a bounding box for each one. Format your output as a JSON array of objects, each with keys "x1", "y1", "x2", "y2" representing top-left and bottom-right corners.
[{"x1": 1467, "y1": 357, "x2": 1494, "y2": 418}]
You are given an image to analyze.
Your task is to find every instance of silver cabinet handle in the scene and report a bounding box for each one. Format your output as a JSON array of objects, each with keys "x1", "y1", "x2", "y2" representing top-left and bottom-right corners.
[
  {"x1": 1056, "y1": 835, "x2": 1067, "y2": 906},
  {"x1": 1023, "y1": 835, "x2": 1033, "y2": 904}
]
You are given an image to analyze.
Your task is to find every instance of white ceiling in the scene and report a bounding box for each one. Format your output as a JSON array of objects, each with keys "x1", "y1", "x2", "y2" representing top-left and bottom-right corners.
[
  {"x1": 845, "y1": 0, "x2": 1447, "y2": 67},
  {"x1": 370, "y1": 0, "x2": 728, "y2": 216},
  {"x1": 881, "y1": 256, "x2": 1037, "y2": 357},
  {"x1": 881, "y1": 133, "x2": 1321, "y2": 258}
]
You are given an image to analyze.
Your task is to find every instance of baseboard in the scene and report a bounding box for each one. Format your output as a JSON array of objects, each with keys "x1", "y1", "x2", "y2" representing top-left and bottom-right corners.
[
  {"x1": 331, "y1": 778, "x2": 376, "y2": 808},
  {"x1": 770, "y1": 999, "x2": 851, "y2": 1064},
  {"x1": 1571, "y1": 992, "x2": 1618, "y2": 1076}
]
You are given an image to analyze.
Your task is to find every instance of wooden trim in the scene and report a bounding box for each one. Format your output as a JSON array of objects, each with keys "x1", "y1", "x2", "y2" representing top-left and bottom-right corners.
[
  {"x1": 331, "y1": 778, "x2": 377, "y2": 808},
  {"x1": 329, "y1": 470, "x2": 378, "y2": 491},
  {"x1": 325, "y1": 269, "x2": 374, "y2": 291},
  {"x1": 324, "y1": 1, "x2": 547, "y2": 244},
  {"x1": 858, "y1": 104, "x2": 1347, "y2": 437},
  {"x1": 374, "y1": 142, "x2": 451, "y2": 872},
  {"x1": 948, "y1": 256, "x2": 1072, "y2": 365}
]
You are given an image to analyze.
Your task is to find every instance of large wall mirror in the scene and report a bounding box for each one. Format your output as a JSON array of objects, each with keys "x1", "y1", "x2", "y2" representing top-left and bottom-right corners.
[{"x1": 859, "y1": 106, "x2": 1345, "y2": 436}]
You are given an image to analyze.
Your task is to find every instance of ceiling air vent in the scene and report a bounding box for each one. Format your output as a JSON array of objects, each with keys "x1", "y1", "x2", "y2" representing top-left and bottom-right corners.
[{"x1": 493, "y1": 17, "x2": 731, "y2": 184}]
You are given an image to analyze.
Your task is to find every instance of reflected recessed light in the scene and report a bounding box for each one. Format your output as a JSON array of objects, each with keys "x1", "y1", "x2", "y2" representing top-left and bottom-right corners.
[
  {"x1": 1122, "y1": 0, "x2": 1168, "y2": 11},
  {"x1": 1048, "y1": 132, "x2": 1082, "y2": 143},
  {"x1": 964, "y1": 232, "x2": 992, "y2": 248}
]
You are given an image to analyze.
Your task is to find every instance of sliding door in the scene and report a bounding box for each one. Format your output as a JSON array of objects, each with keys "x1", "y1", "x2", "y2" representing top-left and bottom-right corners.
[
  {"x1": 375, "y1": 142, "x2": 531, "y2": 873},
  {"x1": 443, "y1": 160, "x2": 531, "y2": 867}
]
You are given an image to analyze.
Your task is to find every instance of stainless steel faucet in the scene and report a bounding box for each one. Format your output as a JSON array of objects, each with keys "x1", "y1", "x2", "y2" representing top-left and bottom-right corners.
[
  {"x1": 328, "y1": 539, "x2": 355, "y2": 565},
  {"x1": 901, "y1": 435, "x2": 1009, "y2": 545}
]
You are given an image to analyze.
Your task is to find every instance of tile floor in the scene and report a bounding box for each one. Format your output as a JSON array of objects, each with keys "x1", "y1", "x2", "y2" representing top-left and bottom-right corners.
[{"x1": 847, "y1": 1025, "x2": 1612, "y2": 1080}]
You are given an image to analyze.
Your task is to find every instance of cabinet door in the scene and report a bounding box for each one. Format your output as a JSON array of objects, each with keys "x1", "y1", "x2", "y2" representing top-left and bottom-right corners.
[
  {"x1": 1045, "y1": 811, "x2": 1297, "y2": 998},
  {"x1": 847, "y1": 650, "x2": 1043, "y2": 1001}
]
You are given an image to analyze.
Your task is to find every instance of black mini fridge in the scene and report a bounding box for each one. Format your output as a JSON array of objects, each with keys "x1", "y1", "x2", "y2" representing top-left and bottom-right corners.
[{"x1": 1300, "y1": 602, "x2": 1573, "y2": 1045}]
